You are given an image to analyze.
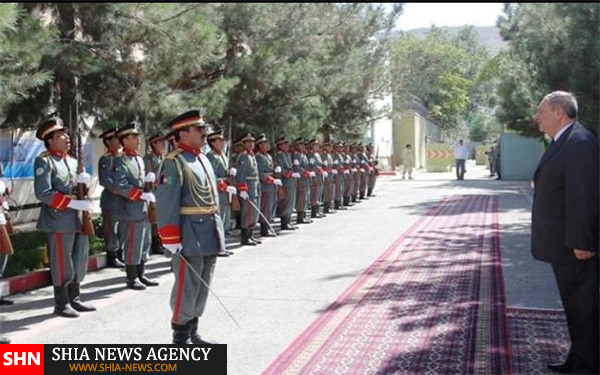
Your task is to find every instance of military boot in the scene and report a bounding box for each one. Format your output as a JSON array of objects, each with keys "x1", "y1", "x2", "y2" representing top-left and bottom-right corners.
[
  {"x1": 53, "y1": 286, "x2": 80, "y2": 318},
  {"x1": 189, "y1": 317, "x2": 216, "y2": 345},
  {"x1": 137, "y1": 261, "x2": 159, "y2": 287},
  {"x1": 126, "y1": 265, "x2": 146, "y2": 290},
  {"x1": 68, "y1": 283, "x2": 96, "y2": 312},
  {"x1": 0, "y1": 337, "x2": 10, "y2": 344},
  {"x1": 249, "y1": 227, "x2": 262, "y2": 244},
  {"x1": 260, "y1": 222, "x2": 275, "y2": 237},
  {"x1": 241, "y1": 229, "x2": 257, "y2": 246},
  {"x1": 107, "y1": 251, "x2": 125, "y2": 268},
  {"x1": 367, "y1": 188, "x2": 373, "y2": 196},
  {"x1": 172, "y1": 322, "x2": 192, "y2": 344}
]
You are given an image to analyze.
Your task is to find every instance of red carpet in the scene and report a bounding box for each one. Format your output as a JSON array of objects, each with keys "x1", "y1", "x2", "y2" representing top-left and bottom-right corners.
[
  {"x1": 264, "y1": 195, "x2": 512, "y2": 375},
  {"x1": 507, "y1": 308, "x2": 569, "y2": 374}
]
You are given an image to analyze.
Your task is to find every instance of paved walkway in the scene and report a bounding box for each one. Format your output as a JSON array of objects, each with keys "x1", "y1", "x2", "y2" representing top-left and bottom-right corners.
[{"x1": 0, "y1": 162, "x2": 560, "y2": 375}]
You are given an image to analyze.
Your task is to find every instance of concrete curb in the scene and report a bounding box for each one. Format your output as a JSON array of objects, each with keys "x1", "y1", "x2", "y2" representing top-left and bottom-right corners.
[{"x1": 0, "y1": 253, "x2": 107, "y2": 297}]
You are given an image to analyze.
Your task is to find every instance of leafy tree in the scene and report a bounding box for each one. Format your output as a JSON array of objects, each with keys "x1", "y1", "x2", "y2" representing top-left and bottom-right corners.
[{"x1": 497, "y1": 3, "x2": 600, "y2": 135}]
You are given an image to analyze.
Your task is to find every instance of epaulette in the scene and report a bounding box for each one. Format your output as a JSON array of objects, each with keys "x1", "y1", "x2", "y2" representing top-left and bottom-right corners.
[{"x1": 166, "y1": 148, "x2": 184, "y2": 160}]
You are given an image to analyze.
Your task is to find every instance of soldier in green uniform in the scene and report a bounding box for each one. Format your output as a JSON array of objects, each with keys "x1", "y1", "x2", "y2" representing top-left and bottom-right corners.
[
  {"x1": 235, "y1": 133, "x2": 262, "y2": 246},
  {"x1": 205, "y1": 128, "x2": 236, "y2": 255},
  {"x1": 112, "y1": 121, "x2": 159, "y2": 290},
  {"x1": 144, "y1": 133, "x2": 166, "y2": 255},
  {"x1": 356, "y1": 143, "x2": 369, "y2": 200},
  {"x1": 307, "y1": 139, "x2": 326, "y2": 218},
  {"x1": 98, "y1": 127, "x2": 125, "y2": 268},
  {"x1": 293, "y1": 138, "x2": 313, "y2": 224},
  {"x1": 33, "y1": 117, "x2": 96, "y2": 318},
  {"x1": 366, "y1": 143, "x2": 378, "y2": 196},
  {"x1": 321, "y1": 141, "x2": 337, "y2": 214},
  {"x1": 332, "y1": 142, "x2": 347, "y2": 210},
  {"x1": 255, "y1": 134, "x2": 281, "y2": 237},
  {"x1": 230, "y1": 140, "x2": 243, "y2": 231},
  {"x1": 155, "y1": 109, "x2": 225, "y2": 344},
  {"x1": 274, "y1": 136, "x2": 298, "y2": 230}
]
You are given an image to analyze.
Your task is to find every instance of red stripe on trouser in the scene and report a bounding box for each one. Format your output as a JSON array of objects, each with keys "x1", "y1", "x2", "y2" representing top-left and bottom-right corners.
[
  {"x1": 245, "y1": 200, "x2": 252, "y2": 228},
  {"x1": 261, "y1": 192, "x2": 268, "y2": 223},
  {"x1": 56, "y1": 233, "x2": 65, "y2": 285},
  {"x1": 127, "y1": 221, "x2": 134, "y2": 264},
  {"x1": 172, "y1": 259, "x2": 186, "y2": 325},
  {"x1": 104, "y1": 211, "x2": 111, "y2": 240}
]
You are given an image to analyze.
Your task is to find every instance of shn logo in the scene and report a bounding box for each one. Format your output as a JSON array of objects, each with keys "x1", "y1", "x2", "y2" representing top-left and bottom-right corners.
[{"x1": 3, "y1": 352, "x2": 41, "y2": 366}]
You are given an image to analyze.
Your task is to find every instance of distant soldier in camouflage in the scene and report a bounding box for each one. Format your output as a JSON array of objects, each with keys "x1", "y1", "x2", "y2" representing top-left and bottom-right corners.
[
  {"x1": 33, "y1": 117, "x2": 95, "y2": 318},
  {"x1": 236, "y1": 133, "x2": 262, "y2": 246},
  {"x1": 155, "y1": 109, "x2": 225, "y2": 344},
  {"x1": 255, "y1": 134, "x2": 281, "y2": 237},
  {"x1": 293, "y1": 138, "x2": 314, "y2": 224},
  {"x1": 98, "y1": 127, "x2": 125, "y2": 268},
  {"x1": 275, "y1": 136, "x2": 298, "y2": 230},
  {"x1": 112, "y1": 121, "x2": 159, "y2": 290},
  {"x1": 205, "y1": 128, "x2": 236, "y2": 256}
]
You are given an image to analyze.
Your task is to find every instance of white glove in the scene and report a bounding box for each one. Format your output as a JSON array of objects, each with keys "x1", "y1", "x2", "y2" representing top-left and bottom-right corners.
[
  {"x1": 309, "y1": 158, "x2": 316, "y2": 164},
  {"x1": 361, "y1": 160, "x2": 366, "y2": 164},
  {"x1": 239, "y1": 191, "x2": 249, "y2": 200},
  {"x1": 352, "y1": 168, "x2": 357, "y2": 173},
  {"x1": 332, "y1": 169, "x2": 338, "y2": 175},
  {"x1": 309, "y1": 171, "x2": 316, "y2": 177},
  {"x1": 67, "y1": 199, "x2": 93, "y2": 211},
  {"x1": 360, "y1": 168, "x2": 365, "y2": 173},
  {"x1": 0, "y1": 180, "x2": 6, "y2": 195},
  {"x1": 333, "y1": 160, "x2": 339, "y2": 165},
  {"x1": 291, "y1": 172, "x2": 301, "y2": 179},
  {"x1": 141, "y1": 192, "x2": 156, "y2": 203},
  {"x1": 322, "y1": 171, "x2": 328, "y2": 178},
  {"x1": 229, "y1": 168, "x2": 237, "y2": 177},
  {"x1": 274, "y1": 179, "x2": 282, "y2": 186},
  {"x1": 144, "y1": 172, "x2": 156, "y2": 183},
  {"x1": 226, "y1": 185, "x2": 237, "y2": 195},
  {"x1": 0, "y1": 212, "x2": 5, "y2": 225},
  {"x1": 274, "y1": 166, "x2": 282, "y2": 173},
  {"x1": 323, "y1": 161, "x2": 329, "y2": 166},
  {"x1": 293, "y1": 159, "x2": 300, "y2": 166},
  {"x1": 344, "y1": 170, "x2": 350, "y2": 175},
  {"x1": 164, "y1": 243, "x2": 182, "y2": 255},
  {"x1": 76, "y1": 172, "x2": 91, "y2": 187},
  {"x1": 2, "y1": 200, "x2": 9, "y2": 211}
]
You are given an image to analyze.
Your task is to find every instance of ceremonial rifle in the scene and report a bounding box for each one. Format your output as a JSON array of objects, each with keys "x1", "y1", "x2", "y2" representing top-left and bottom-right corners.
[
  {"x1": 74, "y1": 113, "x2": 95, "y2": 236},
  {"x1": 144, "y1": 125, "x2": 158, "y2": 225},
  {"x1": 227, "y1": 117, "x2": 240, "y2": 211}
]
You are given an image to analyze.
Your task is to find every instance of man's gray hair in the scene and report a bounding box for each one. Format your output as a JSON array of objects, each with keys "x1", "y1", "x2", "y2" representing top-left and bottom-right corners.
[{"x1": 544, "y1": 91, "x2": 578, "y2": 119}]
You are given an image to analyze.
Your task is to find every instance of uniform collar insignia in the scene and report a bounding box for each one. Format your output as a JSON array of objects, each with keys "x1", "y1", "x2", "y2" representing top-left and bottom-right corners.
[
  {"x1": 179, "y1": 142, "x2": 201, "y2": 156},
  {"x1": 48, "y1": 149, "x2": 67, "y2": 158},
  {"x1": 123, "y1": 148, "x2": 139, "y2": 156}
]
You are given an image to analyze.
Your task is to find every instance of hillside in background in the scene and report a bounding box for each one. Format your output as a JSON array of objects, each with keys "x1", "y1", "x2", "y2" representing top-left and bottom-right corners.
[{"x1": 395, "y1": 26, "x2": 506, "y2": 55}]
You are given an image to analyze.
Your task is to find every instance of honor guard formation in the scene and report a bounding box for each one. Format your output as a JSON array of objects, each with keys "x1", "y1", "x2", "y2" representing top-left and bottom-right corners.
[{"x1": 5, "y1": 108, "x2": 379, "y2": 345}]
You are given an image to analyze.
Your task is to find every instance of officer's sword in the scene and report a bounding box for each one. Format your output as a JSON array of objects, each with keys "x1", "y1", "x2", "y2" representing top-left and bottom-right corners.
[
  {"x1": 176, "y1": 253, "x2": 243, "y2": 330},
  {"x1": 244, "y1": 197, "x2": 277, "y2": 236}
]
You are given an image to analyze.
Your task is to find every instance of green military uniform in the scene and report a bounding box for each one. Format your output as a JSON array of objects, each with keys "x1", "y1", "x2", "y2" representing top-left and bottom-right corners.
[
  {"x1": 98, "y1": 127, "x2": 125, "y2": 267},
  {"x1": 113, "y1": 121, "x2": 158, "y2": 290},
  {"x1": 307, "y1": 140, "x2": 325, "y2": 218},
  {"x1": 155, "y1": 109, "x2": 225, "y2": 344},
  {"x1": 255, "y1": 135, "x2": 278, "y2": 237},
  {"x1": 33, "y1": 118, "x2": 95, "y2": 318},
  {"x1": 366, "y1": 144, "x2": 378, "y2": 196},
  {"x1": 275, "y1": 137, "x2": 298, "y2": 230},
  {"x1": 236, "y1": 133, "x2": 261, "y2": 245},
  {"x1": 321, "y1": 142, "x2": 336, "y2": 213},
  {"x1": 143, "y1": 133, "x2": 166, "y2": 255},
  {"x1": 293, "y1": 138, "x2": 312, "y2": 224},
  {"x1": 205, "y1": 128, "x2": 236, "y2": 245}
]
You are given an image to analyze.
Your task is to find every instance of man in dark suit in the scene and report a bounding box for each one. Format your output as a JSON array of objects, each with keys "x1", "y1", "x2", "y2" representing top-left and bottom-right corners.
[{"x1": 531, "y1": 91, "x2": 599, "y2": 374}]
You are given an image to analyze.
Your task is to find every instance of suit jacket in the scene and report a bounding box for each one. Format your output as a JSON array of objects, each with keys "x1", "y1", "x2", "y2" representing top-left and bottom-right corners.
[{"x1": 531, "y1": 122, "x2": 599, "y2": 264}]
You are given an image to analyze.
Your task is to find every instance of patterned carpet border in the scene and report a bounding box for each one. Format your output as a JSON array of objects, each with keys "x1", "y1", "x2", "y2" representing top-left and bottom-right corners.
[
  {"x1": 507, "y1": 307, "x2": 569, "y2": 375},
  {"x1": 264, "y1": 195, "x2": 513, "y2": 375}
]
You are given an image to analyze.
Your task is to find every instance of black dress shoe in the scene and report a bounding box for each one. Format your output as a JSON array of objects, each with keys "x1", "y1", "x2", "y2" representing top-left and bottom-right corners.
[
  {"x1": 547, "y1": 362, "x2": 572, "y2": 373},
  {"x1": 0, "y1": 297, "x2": 14, "y2": 306},
  {"x1": 217, "y1": 252, "x2": 230, "y2": 257}
]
